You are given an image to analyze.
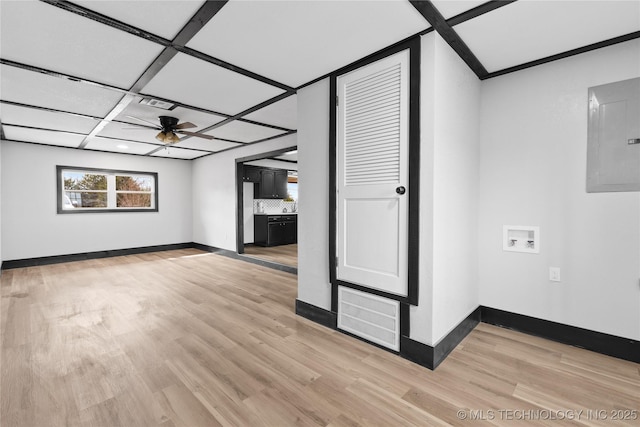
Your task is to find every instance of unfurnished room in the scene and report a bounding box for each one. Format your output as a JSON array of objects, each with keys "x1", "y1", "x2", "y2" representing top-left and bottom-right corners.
[{"x1": 1, "y1": 0, "x2": 639, "y2": 426}]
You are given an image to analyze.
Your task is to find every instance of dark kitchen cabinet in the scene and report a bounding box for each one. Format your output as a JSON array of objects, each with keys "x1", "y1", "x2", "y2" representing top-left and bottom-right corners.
[
  {"x1": 254, "y1": 215, "x2": 297, "y2": 246},
  {"x1": 242, "y1": 165, "x2": 261, "y2": 183},
  {"x1": 257, "y1": 169, "x2": 288, "y2": 199}
]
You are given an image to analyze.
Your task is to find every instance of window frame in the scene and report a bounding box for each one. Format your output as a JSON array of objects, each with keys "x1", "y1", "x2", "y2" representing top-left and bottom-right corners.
[{"x1": 57, "y1": 165, "x2": 159, "y2": 214}]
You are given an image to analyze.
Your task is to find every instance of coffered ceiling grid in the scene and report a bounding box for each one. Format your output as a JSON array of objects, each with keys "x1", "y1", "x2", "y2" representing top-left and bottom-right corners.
[{"x1": 1, "y1": 0, "x2": 639, "y2": 159}]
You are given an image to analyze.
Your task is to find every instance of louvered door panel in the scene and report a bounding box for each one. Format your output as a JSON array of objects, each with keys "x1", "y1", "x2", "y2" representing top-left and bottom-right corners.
[
  {"x1": 336, "y1": 49, "x2": 409, "y2": 297},
  {"x1": 344, "y1": 63, "x2": 401, "y2": 186}
]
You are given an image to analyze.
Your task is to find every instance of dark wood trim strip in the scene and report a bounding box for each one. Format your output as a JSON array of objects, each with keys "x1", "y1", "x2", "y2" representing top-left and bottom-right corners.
[
  {"x1": 178, "y1": 46, "x2": 294, "y2": 92},
  {"x1": 295, "y1": 299, "x2": 337, "y2": 330},
  {"x1": 407, "y1": 37, "x2": 421, "y2": 306},
  {"x1": 1, "y1": 243, "x2": 193, "y2": 270},
  {"x1": 236, "y1": 145, "x2": 298, "y2": 163},
  {"x1": 329, "y1": 75, "x2": 338, "y2": 313},
  {"x1": 0, "y1": 58, "x2": 130, "y2": 93},
  {"x1": 40, "y1": 0, "x2": 171, "y2": 47},
  {"x1": 400, "y1": 336, "x2": 434, "y2": 369},
  {"x1": 409, "y1": 0, "x2": 488, "y2": 79},
  {"x1": 201, "y1": 130, "x2": 297, "y2": 158},
  {"x1": 483, "y1": 30, "x2": 640, "y2": 80},
  {"x1": 171, "y1": 0, "x2": 229, "y2": 46},
  {"x1": 192, "y1": 242, "x2": 298, "y2": 275},
  {"x1": 433, "y1": 307, "x2": 481, "y2": 368},
  {"x1": 0, "y1": 100, "x2": 102, "y2": 121},
  {"x1": 481, "y1": 306, "x2": 639, "y2": 363},
  {"x1": 447, "y1": 0, "x2": 518, "y2": 27},
  {"x1": 235, "y1": 161, "x2": 245, "y2": 253}
]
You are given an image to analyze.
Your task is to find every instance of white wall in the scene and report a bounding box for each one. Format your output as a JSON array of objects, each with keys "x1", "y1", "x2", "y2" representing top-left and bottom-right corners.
[
  {"x1": 478, "y1": 39, "x2": 640, "y2": 340},
  {"x1": 1, "y1": 141, "x2": 193, "y2": 260},
  {"x1": 297, "y1": 78, "x2": 331, "y2": 309},
  {"x1": 192, "y1": 134, "x2": 297, "y2": 251},
  {"x1": 411, "y1": 33, "x2": 481, "y2": 345}
]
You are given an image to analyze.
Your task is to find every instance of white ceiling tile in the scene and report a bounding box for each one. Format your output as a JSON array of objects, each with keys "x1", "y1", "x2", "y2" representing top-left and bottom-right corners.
[
  {"x1": 455, "y1": 0, "x2": 640, "y2": 72},
  {"x1": 84, "y1": 137, "x2": 158, "y2": 155},
  {"x1": 0, "y1": 103, "x2": 99, "y2": 134},
  {"x1": 71, "y1": 0, "x2": 206, "y2": 40},
  {"x1": 0, "y1": 65, "x2": 123, "y2": 117},
  {"x1": 243, "y1": 95, "x2": 298, "y2": 129},
  {"x1": 112, "y1": 99, "x2": 226, "y2": 131},
  {"x1": 275, "y1": 151, "x2": 298, "y2": 162},
  {"x1": 0, "y1": 1, "x2": 165, "y2": 88},
  {"x1": 173, "y1": 138, "x2": 241, "y2": 152},
  {"x1": 151, "y1": 147, "x2": 209, "y2": 159},
  {"x1": 96, "y1": 122, "x2": 162, "y2": 144},
  {"x1": 3, "y1": 125, "x2": 86, "y2": 148},
  {"x1": 246, "y1": 159, "x2": 298, "y2": 171},
  {"x1": 431, "y1": 1, "x2": 487, "y2": 19},
  {"x1": 141, "y1": 53, "x2": 285, "y2": 115},
  {"x1": 185, "y1": 0, "x2": 429, "y2": 87},
  {"x1": 205, "y1": 120, "x2": 286, "y2": 143}
]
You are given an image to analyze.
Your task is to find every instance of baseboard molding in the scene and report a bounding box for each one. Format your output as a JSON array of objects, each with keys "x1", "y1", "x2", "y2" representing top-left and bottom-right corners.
[
  {"x1": 481, "y1": 306, "x2": 639, "y2": 364},
  {"x1": 294, "y1": 300, "x2": 479, "y2": 370},
  {"x1": 194, "y1": 242, "x2": 297, "y2": 275},
  {"x1": 1, "y1": 243, "x2": 193, "y2": 269},
  {"x1": 401, "y1": 307, "x2": 481, "y2": 370},
  {"x1": 295, "y1": 299, "x2": 337, "y2": 329}
]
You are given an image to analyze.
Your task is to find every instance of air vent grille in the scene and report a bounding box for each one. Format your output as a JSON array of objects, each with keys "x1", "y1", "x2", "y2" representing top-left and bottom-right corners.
[{"x1": 338, "y1": 286, "x2": 400, "y2": 351}]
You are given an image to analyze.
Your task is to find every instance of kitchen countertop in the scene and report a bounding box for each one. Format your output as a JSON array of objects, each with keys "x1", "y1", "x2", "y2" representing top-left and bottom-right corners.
[{"x1": 254, "y1": 212, "x2": 298, "y2": 215}]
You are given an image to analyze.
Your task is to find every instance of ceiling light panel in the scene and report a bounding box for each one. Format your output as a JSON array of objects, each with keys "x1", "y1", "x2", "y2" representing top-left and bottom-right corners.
[
  {"x1": 2, "y1": 125, "x2": 86, "y2": 148},
  {"x1": 205, "y1": 120, "x2": 286, "y2": 143},
  {"x1": 112, "y1": 101, "x2": 227, "y2": 131},
  {"x1": 141, "y1": 53, "x2": 285, "y2": 115},
  {"x1": 185, "y1": 0, "x2": 429, "y2": 87},
  {"x1": 71, "y1": 0, "x2": 206, "y2": 40},
  {"x1": 243, "y1": 95, "x2": 298, "y2": 129},
  {"x1": 0, "y1": 1, "x2": 164, "y2": 89},
  {"x1": 84, "y1": 137, "x2": 158, "y2": 155},
  {"x1": 0, "y1": 65, "x2": 123, "y2": 117},
  {"x1": 174, "y1": 138, "x2": 241, "y2": 152},
  {"x1": 454, "y1": 0, "x2": 640, "y2": 73},
  {"x1": 0, "y1": 103, "x2": 99, "y2": 134},
  {"x1": 150, "y1": 147, "x2": 210, "y2": 160},
  {"x1": 431, "y1": 1, "x2": 487, "y2": 19}
]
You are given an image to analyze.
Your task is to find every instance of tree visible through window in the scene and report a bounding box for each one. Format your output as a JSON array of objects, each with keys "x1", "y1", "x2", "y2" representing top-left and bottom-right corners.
[{"x1": 57, "y1": 166, "x2": 157, "y2": 213}]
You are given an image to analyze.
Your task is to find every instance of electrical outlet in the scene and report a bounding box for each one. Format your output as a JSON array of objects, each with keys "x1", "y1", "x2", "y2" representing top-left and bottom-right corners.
[{"x1": 549, "y1": 267, "x2": 561, "y2": 282}]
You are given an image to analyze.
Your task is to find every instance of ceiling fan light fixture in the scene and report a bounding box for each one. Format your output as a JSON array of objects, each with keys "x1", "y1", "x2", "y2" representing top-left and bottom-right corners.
[
  {"x1": 166, "y1": 132, "x2": 180, "y2": 144},
  {"x1": 156, "y1": 131, "x2": 166, "y2": 142}
]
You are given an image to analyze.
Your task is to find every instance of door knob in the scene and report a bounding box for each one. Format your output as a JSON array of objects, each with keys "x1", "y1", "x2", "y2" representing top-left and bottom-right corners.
[{"x1": 396, "y1": 186, "x2": 406, "y2": 195}]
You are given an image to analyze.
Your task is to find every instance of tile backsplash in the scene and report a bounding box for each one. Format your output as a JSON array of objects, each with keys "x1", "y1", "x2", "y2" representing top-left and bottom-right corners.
[{"x1": 254, "y1": 199, "x2": 297, "y2": 214}]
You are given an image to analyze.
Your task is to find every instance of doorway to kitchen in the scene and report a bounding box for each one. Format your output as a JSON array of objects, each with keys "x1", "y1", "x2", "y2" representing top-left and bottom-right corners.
[{"x1": 235, "y1": 146, "x2": 298, "y2": 271}]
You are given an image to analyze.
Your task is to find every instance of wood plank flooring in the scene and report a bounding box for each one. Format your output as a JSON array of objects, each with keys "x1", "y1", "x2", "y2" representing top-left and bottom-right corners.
[
  {"x1": 243, "y1": 244, "x2": 297, "y2": 268},
  {"x1": 1, "y1": 249, "x2": 638, "y2": 426}
]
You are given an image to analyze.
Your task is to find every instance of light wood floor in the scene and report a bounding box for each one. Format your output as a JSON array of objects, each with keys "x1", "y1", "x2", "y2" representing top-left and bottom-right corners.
[
  {"x1": 243, "y1": 244, "x2": 297, "y2": 268},
  {"x1": 1, "y1": 249, "x2": 638, "y2": 426}
]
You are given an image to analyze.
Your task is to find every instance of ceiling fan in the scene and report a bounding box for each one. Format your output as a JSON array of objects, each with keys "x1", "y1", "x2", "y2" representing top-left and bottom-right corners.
[{"x1": 125, "y1": 115, "x2": 215, "y2": 144}]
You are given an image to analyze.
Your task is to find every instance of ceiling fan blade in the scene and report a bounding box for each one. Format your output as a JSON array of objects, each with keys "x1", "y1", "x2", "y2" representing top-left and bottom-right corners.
[
  {"x1": 122, "y1": 126, "x2": 156, "y2": 130},
  {"x1": 175, "y1": 121, "x2": 196, "y2": 130},
  {"x1": 177, "y1": 130, "x2": 216, "y2": 140},
  {"x1": 125, "y1": 115, "x2": 160, "y2": 128}
]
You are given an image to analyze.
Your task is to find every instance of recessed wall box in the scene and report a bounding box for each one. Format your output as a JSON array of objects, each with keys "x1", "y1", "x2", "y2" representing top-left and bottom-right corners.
[{"x1": 503, "y1": 225, "x2": 540, "y2": 254}]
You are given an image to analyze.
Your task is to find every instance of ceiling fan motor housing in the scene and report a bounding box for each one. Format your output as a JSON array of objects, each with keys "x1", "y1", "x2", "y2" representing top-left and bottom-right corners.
[{"x1": 159, "y1": 116, "x2": 179, "y2": 131}]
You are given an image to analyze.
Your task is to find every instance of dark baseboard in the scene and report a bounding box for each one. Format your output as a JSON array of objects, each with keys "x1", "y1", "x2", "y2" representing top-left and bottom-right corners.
[
  {"x1": 481, "y1": 306, "x2": 639, "y2": 364},
  {"x1": 194, "y1": 242, "x2": 297, "y2": 275},
  {"x1": 295, "y1": 300, "x2": 479, "y2": 370},
  {"x1": 1, "y1": 243, "x2": 193, "y2": 269},
  {"x1": 401, "y1": 307, "x2": 480, "y2": 370},
  {"x1": 295, "y1": 299, "x2": 337, "y2": 329}
]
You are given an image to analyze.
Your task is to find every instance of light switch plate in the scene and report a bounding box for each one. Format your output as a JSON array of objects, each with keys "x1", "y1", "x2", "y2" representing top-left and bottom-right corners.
[{"x1": 549, "y1": 267, "x2": 561, "y2": 282}]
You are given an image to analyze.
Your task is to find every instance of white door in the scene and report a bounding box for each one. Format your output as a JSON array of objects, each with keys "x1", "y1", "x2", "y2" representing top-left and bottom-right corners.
[{"x1": 336, "y1": 49, "x2": 410, "y2": 297}]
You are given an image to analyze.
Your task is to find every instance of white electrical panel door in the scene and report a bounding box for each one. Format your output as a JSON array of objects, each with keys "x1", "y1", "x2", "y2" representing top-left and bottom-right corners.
[
  {"x1": 587, "y1": 77, "x2": 640, "y2": 192},
  {"x1": 336, "y1": 50, "x2": 410, "y2": 297}
]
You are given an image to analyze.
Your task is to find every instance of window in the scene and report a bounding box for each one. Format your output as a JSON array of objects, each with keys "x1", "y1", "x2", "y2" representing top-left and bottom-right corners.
[{"x1": 57, "y1": 166, "x2": 158, "y2": 213}]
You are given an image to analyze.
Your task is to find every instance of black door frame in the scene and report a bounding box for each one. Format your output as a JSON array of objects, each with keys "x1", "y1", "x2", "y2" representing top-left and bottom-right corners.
[{"x1": 235, "y1": 146, "x2": 298, "y2": 254}]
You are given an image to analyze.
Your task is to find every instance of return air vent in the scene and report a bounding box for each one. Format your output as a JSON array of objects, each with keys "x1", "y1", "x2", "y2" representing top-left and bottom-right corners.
[
  {"x1": 139, "y1": 98, "x2": 175, "y2": 110},
  {"x1": 338, "y1": 286, "x2": 400, "y2": 351}
]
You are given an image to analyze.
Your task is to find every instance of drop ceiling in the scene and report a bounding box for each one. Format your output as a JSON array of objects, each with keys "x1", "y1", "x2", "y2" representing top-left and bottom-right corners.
[{"x1": 1, "y1": 0, "x2": 638, "y2": 160}]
